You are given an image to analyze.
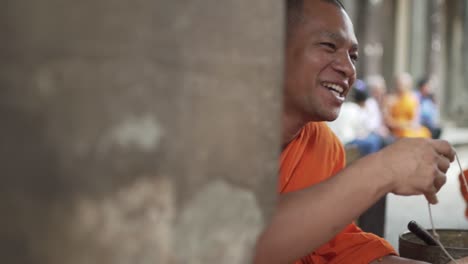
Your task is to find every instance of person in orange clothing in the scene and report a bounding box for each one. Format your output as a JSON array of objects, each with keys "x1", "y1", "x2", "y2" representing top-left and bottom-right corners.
[
  {"x1": 385, "y1": 73, "x2": 431, "y2": 138},
  {"x1": 254, "y1": 1, "x2": 457, "y2": 264},
  {"x1": 279, "y1": 122, "x2": 397, "y2": 263},
  {"x1": 459, "y1": 169, "x2": 468, "y2": 218}
]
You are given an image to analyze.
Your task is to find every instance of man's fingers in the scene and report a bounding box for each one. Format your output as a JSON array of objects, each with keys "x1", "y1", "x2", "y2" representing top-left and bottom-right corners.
[
  {"x1": 437, "y1": 155, "x2": 451, "y2": 173},
  {"x1": 425, "y1": 193, "x2": 439, "y2": 204},
  {"x1": 430, "y1": 139, "x2": 456, "y2": 162},
  {"x1": 433, "y1": 172, "x2": 447, "y2": 191},
  {"x1": 424, "y1": 185, "x2": 439, "y2": 204},
  {"x1": 425, "y1": 169, "x2": 447, "y2": 204}
]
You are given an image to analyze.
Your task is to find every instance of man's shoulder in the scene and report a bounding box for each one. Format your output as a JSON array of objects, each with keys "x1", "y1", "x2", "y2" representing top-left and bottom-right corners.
[
  {"x1": 305, "y1": 122, "x2": 344, "y2": 147},
  {"x1": 305, "y1": 121, "x2": 332, "y2": 134}
]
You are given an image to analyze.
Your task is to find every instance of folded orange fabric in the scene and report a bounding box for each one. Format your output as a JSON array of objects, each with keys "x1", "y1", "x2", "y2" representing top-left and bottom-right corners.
[
  {"x1": 279, "y1": 122, "x2": 397, "y2": 264},
  {"x1": 459, "y1": 169, "x2": 468, "y2": 218}
]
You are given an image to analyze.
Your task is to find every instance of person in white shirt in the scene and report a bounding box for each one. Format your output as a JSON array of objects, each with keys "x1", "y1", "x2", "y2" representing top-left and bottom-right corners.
[
  {"x1": 366, "y1": 75, "x2": 394, "y2": 146},
  {"x1": 345, "y1": 80, "x2": 384, "y2": 155}
]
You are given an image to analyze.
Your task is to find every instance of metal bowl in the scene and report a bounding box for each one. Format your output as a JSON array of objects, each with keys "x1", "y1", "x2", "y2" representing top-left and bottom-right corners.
[{"x1": 399, "y1": 229, "x2": 468, "y2": 264}]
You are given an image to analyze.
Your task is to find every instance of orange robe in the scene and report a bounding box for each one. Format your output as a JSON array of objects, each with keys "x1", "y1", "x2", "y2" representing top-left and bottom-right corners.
[
  {"x1": 459, "y1": 169, "x2": 468, "y2": 218},
  {"x1": 279, "y1": 122, "x2": 397, "y2": 264},
  {"x1": 388, "y1": 92, "x2": 431, "y2": 138}
]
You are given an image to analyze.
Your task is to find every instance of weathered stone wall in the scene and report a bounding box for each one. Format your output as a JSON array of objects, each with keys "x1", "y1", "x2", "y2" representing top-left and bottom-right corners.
[
  {"x1": 445, "y1": 0, "x2": 468, "y2": 126},
  {"x1": 0, "y1": 1, "x2": 283, "y2": 263}
]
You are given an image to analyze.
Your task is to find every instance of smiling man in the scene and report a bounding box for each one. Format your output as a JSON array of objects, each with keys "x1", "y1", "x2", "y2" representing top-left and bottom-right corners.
[{"x1": 254, "y1": 1, "x2": 457, "y2": 263}]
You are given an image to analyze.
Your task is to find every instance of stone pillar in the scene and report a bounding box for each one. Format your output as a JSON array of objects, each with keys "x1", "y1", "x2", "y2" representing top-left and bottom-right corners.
[
  {"x1": 428, "y1": 0, "x2": 447, "y2": 119},
  {"x1": 0, "y1": 1, "x2": 283, "y2": 264},
  {"x1": 354, "y1": 0, "x2": 387, "y2": 77},
  {"x1": 394, "y1": 0, "x2": 411, "y2": 75},
  {"x1": 462, "y1": 0, "x2": 468, "y2": 126},
  {"x1": 380, "y1": 0, "x2": 397, "y2": 87},
  {"x1": 446, "y1": 0, "x2": 468, "y2": 126},
  {"x1": 409, "y1": 0, "x2": 430, "y2": 80}
]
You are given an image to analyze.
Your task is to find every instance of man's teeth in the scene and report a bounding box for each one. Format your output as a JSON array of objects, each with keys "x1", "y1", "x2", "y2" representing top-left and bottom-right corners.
[
  {"x1": 330, "y1": 90, "x2": 341, "y2": 97},
  {"x1": 323, "y1": 82, "x2": 344, "y2": 94}
]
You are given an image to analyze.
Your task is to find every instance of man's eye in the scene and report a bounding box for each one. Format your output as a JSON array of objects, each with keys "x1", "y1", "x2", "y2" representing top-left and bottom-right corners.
[
  {"x1": 350, "y1": 54, "x2": 359, "y2": 63},
  {"x1": 320, "y1": 42, "x2": 336, "y2": 50}
]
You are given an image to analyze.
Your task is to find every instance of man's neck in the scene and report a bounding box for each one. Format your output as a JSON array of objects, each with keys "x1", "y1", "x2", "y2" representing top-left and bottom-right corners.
[{"x1": 282, "y1": 111, "x2": 308, "y2": 149}]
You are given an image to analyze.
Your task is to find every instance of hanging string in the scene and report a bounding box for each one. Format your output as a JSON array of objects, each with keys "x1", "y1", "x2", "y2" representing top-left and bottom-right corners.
[
  {"x1": 428, "y1": 203, "x2": 458, "y2": 263},
  {"x1": 426, "y1": 151, "x2": 466, "y2": 264}
]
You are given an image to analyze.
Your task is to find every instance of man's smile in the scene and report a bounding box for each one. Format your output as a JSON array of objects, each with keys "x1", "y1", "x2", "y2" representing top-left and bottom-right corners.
[{"x1": 322, "y1": 81, "x2": 346, "y2": 101}]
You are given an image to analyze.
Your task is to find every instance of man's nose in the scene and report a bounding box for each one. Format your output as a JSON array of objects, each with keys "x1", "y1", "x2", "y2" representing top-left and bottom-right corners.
[{"x1": 332, "y1": 52, "x2": 356, "y2": 78}]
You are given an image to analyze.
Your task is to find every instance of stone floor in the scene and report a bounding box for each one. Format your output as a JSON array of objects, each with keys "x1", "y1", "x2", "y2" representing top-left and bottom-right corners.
[{"x1": 384, "y1": 143, "x2": 468, "y2": 251}]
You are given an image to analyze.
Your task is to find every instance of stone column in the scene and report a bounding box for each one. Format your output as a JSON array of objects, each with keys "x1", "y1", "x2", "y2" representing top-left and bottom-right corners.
[
  {"x1": 409, "y1": 0, "x2": 430, "y2": 80},
  {"x1": 0, "y1": 1, "x2": 283, "y2": 264},
  {"x1": 446, "y1": 0, "x2": 468, "y2": 126},
  {"x1": 380, "y1": 0, "x2": 397, "y2": 86},
  {"x1": 354, "y1": 0, "x2": 387, "y2": 78},
  {"x1": 394, "y1": 0, "x2": 411, "y2": 75},
  {"x1": 428, "y1": 0, "x2": 447, "y2": 119},
  {"x1": 462, "y1": 0, "x2": 468, "y2": 126}
]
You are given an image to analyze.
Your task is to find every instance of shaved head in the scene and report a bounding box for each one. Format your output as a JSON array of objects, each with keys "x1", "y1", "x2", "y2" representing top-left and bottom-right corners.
[{"x1": 286, "y1": 0, "x2": 346, "y2": 37}]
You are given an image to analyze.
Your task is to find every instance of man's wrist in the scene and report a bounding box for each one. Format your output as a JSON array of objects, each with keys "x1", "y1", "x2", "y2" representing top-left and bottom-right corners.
[{"x1": 359, "y1": 151, "x2": 395, "y2": 198}]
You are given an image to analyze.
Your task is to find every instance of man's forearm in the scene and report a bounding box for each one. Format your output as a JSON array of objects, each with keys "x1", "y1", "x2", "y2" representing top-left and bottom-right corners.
[
  {"x1": 255, "y1": 136, "x2": 454, "y2": 264},
  {"x1": 254, "y1": 153, "x2": 392, "y2": 264}
]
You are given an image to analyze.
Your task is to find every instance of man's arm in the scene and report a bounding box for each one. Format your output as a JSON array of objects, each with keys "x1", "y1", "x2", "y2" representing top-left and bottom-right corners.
[{"x1": 254, "y1": 138, "x2": 454, "y2": 264}]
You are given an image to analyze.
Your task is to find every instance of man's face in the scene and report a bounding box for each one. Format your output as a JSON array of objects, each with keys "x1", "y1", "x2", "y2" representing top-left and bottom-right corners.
[{"x1": 284, "y1": 0, "x2": 358, "y2": 122}]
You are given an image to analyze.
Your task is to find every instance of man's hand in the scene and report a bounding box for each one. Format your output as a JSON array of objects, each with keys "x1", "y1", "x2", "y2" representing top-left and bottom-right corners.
[{"x1": 374, "y1": 138, "x2": 455, "y2": 204}]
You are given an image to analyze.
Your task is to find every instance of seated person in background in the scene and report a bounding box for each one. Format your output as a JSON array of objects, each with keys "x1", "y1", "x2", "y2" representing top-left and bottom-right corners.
[
  {"x1": 326, "y1": 99, "x2": 362, "y2": 145},
  {"x1": 345, "y1": 80, "x2": 385, "y2": 156},
  {"x1": 366, "y1": 75, "x2": 394, "y2": 146},
  {"x1": 328, "y1": 78, "x2": 391, "y2": 154},
  {"x1": 416, "y1": 76, "x2": 442, "y2": 139},
  {"x1": 384, "y1": 73, "x2": 431, "y2": 138}
]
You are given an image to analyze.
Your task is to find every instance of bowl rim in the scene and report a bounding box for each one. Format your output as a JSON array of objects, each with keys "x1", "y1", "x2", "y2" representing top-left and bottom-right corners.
[{"x1": 399, "y1": 229, "x2": 468, "y2": 250}]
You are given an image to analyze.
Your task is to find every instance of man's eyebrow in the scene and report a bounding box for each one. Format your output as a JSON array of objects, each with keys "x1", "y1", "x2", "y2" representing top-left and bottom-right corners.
[
  {"x1": 319, "y1": 31, "x2": 341, "y2": 40},
  {"x1": 319, "y1": 31, "x2": 359, "y2": 50}
]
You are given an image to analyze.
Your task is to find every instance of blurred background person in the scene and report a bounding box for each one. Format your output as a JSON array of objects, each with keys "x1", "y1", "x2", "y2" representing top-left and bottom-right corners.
[
  {"x1": 328, "y1": 79, "x2": 390, "y2": 156},
  {"x1": 366, "y1": 75, "x2": 394, "y2": 147},
  {"x1": 345, "y1": 80, "x2": 385, "y2": 156},
  {"x1": 415, "y1": 76, "x2": 443, "y2": 139},
  {"x1": 326, "y1": 97, "x2": 361, "y2": 147},
  {"x1": 384, "y1": 72, "x2": 431, "y2": 138}
]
